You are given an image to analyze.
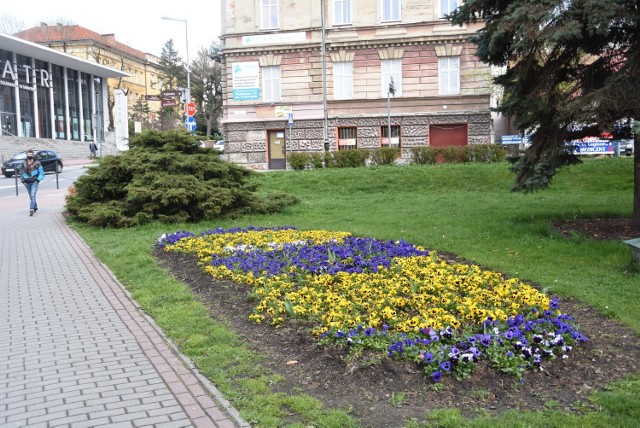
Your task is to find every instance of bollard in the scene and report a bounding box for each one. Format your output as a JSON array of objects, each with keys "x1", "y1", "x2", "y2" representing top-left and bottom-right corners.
[{"x1": 14, "y1": 171, "x2": 19, "y2": 196}]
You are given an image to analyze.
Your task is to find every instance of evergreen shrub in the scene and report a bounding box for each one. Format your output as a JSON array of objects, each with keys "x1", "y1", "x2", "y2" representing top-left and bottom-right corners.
[{"x1": 65, "y1": 130, "x2": 298, "y2": 227}]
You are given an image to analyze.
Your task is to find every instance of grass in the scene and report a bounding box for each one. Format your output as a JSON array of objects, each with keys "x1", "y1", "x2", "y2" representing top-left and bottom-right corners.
[{"x1": 73, "y1": 156, "x2": 639, "y2": 427}]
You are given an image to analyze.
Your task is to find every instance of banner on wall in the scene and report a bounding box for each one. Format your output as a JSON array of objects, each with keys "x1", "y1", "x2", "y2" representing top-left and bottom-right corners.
[
  {"x1": 114, "y1": 89, "x2": 129, "y2": 151},
  {"x1": 232, "y1": 62, "x2": 260, "y2": 101}
]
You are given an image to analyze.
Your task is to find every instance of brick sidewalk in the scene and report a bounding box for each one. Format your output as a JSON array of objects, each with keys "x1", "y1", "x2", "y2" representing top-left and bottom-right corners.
[{"x1": 0, "y1": 181, "x2": 248, "y2": 427}]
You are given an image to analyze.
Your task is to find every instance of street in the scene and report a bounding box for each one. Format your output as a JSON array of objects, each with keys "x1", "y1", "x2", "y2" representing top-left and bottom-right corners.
[{"x1": 0, "y1": 164, "x2": 86, "y2": 199}]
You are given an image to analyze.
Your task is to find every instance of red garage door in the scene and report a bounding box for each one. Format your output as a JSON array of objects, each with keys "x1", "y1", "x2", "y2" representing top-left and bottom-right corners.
[{"x1": 429, "y1": 124, "x2": 468, "y2": 147}]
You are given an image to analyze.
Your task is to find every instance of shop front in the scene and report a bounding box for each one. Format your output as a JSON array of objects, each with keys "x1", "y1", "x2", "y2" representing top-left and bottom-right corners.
[{"x1": 0, "y1": 33, "x2": 127, "y2": 144}]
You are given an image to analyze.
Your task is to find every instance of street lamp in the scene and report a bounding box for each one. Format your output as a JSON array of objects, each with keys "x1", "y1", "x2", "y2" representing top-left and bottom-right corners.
[{"x1": 161, "y1": 16, "x2": 191, "y2": 101}]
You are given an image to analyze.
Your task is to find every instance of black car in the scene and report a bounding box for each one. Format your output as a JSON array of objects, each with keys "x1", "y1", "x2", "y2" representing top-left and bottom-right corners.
[{"x1": 1, "y1": 150, "x2": 64, "y2": 178}]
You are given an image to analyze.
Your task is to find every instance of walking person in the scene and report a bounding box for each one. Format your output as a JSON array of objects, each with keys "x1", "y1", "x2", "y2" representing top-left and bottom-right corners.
[
  {"x1": 89, "y1": 141, "x2": 98, "y2": 157},
  {"x1": 20, "y1": 149, "x2": 45, "y2": 216}
]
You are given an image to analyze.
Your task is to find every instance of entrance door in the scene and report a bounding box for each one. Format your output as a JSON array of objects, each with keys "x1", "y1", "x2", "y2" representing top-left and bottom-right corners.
[{"x1": 268, "y1": 130, "x2": 286, "y2": 170}]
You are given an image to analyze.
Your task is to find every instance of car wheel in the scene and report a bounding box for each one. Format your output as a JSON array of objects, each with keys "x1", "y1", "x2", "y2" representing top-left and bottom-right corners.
[
  {"x1": 55, "y1": 162, "x2": 63, "y2": 173},
  {"x1": 3, "y1": 174, "x2": 11, "y2": 178}
]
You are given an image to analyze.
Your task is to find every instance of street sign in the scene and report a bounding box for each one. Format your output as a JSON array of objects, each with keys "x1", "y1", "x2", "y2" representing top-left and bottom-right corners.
[
  {"x1": 185, "y1": 116, "x2": 197, "y2": 132},
  {"x1": 161, "y1": 98, "x2": 177, "y2": 107},
  {"x1": 288, "y1": 112, "x2": 294, "y2": 126},
  {"x1": 161, "y1": 89, "x2": 182, "y2": 98},
  {"x1": 145, "y1": 95, "x2": 161, "y2": 101},
  {"x1": 185, "y1": 102, "x2": 197, "y2": 117}
]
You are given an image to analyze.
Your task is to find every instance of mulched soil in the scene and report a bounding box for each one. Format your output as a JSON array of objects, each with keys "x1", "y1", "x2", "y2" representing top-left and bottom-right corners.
[{"x1": 154, "y1": 218, "x2": 640, "y2": 427}]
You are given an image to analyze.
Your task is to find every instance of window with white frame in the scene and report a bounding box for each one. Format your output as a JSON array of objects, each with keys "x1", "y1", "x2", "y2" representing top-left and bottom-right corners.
[
  {"x1": 338, "y1": 127, "x2": 357, "y2": 150},
  {"x1": 334, "y1": 0, "x2": 351, "y2": 25},
  {"x1": 382, "y1": 0, "x2": 401, "y2": 22},
  {"x1": 261, "y1": 0, "x2": 279, "y2": 29},
  {"x1": 333, "y1": 61, "x2": 353, "y2": 100},
  {"x1": 438, "y1": 56, "x2": 460, "y2": 95},
  {"x1": 381, "y1": 59, "x2": 402, "y2": 97},
  {"x1": 439, "y1": 0, "x2": 458, "y2": 18},
  {"x1": 262, "y1": 65, "x2": 281, "y2": 102}
]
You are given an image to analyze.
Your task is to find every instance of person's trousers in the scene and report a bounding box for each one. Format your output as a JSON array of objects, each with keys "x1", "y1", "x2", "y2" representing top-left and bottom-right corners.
[{"x1": 23, "y1": 181, "x2": 39, "y2": 210}]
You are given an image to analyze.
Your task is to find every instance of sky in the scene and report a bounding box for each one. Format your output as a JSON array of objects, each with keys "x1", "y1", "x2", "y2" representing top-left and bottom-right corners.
[{"x1": 2, "y1": 0, "x2": 223, "y2": 59}]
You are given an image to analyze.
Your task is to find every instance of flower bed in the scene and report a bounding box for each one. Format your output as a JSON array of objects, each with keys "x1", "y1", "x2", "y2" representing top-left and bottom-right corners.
[{"x1": 159, "y1": 226, "x2": 588, "y2": 382}]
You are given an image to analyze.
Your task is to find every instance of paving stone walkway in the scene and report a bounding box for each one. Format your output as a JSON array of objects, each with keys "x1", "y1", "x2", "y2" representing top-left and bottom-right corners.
[{"x1": 0, "y1": 164, "x2": 249, "y2": 427}]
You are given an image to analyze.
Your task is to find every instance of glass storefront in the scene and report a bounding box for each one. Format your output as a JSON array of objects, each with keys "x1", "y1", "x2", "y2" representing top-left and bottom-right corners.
[
  {"x1": 36, "y1": 60, "x2": 52, "y2": 139},
  {"x1": 0, "y1": 46, "x2": 106, "y2": 142},
  {"x1": 0, "y1": 50, "x2": 17, "y2": 136},
  {"x1": 51, "y1": 64, "x2": 66, "y2": 139}
]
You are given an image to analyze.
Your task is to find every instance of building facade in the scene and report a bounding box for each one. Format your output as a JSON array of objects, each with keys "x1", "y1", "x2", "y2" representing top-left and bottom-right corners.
[
  {"x1": 0, "y1": 33, "x2": 126, "y2": 157},
  {"x1": 220, "y1": 0, "x2": 492, "y2": 170},
  {"x1": 15, "y1": 24, "x2": 164, "y2": 129}
]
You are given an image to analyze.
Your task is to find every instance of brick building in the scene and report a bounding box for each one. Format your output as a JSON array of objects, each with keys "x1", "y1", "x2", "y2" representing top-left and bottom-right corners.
[{"x1": 220, "y1": 0, "x2": 492, "y2": 170}]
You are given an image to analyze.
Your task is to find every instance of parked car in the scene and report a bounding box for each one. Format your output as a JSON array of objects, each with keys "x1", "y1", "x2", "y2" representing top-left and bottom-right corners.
[
  {"x1": 2, "y1": 150, "x2": 63, "y2": 178},
  {"x1": 619, "y1": 140, "x2": 634, "y2": 156},
  {"x1": 213, "y1": 140, "x2": 225, "y2": 151}
]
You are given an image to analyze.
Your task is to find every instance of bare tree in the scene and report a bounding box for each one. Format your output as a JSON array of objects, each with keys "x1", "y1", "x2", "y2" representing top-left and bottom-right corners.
[
  {"x1": 191, "y1": 44, "x2": 223, "y2": 138},
  {"x1": 0, "y1": 14, "x2": 26, "y2": 35}
]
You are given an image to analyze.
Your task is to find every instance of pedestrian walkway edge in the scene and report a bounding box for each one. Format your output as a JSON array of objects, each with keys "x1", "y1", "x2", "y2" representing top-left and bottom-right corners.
[{"x1": 55, "y1": 214, "x2": 251, "y2": 428}]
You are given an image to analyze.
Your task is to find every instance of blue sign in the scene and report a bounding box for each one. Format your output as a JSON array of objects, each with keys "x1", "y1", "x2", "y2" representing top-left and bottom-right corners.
[
  {"x1": 232, "y1": 88, "x2": 260, "y2": 101},
  {"x1": 570, "y1": 141, "x2": 614, "y2": 155},
  {"x1": 501, "y1": 134, "x2": 531, "y2": 145},
  {"x1": 185, "y1": 116, "x2": 197, "y2": 132},
  {"x1": 288, "y1": 112, "x2": 294, "y2": 126},
  {"x1": 501, "y1": 135, "x2": 522, "y2": 144}
]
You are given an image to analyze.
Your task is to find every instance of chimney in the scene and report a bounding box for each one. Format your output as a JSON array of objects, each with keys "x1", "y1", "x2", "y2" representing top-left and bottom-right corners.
[{"x1": 101, "y1": 34, "x2": 116, "y2": 43}]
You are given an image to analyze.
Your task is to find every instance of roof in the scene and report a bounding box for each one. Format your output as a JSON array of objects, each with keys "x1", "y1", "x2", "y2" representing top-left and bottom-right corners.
[
  {"x1": 15, "y1": 24, "x2": 148, "y2": 61},
  {"x1": 0, "y1": 33, "x2": 128, "y2": 78}
]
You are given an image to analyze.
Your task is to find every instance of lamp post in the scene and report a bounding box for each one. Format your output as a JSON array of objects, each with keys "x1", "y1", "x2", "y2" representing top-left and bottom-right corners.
[{"x1": 161, "y1": 16, "x2": 191, "y2": 102}]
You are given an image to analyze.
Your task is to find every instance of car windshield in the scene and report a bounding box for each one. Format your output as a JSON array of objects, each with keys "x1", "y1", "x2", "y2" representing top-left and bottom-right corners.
[{"x1": 11, "y1": 152, "x2": 27, "y2": 161}]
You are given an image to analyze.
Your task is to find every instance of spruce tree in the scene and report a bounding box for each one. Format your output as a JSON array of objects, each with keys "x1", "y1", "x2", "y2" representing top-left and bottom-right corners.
[{"x1": 450, "y1": 0, "x2": 640, "y2": 226}]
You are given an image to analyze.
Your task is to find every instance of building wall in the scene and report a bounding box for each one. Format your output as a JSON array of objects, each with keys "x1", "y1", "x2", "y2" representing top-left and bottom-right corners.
[{"x1": 221, "y1": 0, "x2": 492, "y2": 170}]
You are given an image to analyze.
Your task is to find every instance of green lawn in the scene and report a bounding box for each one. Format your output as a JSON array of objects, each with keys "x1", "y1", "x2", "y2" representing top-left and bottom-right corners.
[{"x1": 74, "y1": 156, "x2": 639, "y2": 427}]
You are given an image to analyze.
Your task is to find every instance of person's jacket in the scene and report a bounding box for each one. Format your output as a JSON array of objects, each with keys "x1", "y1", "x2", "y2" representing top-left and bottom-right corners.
[{"x1": 20, "y1": 159, "x2": 45, "y2": 183}]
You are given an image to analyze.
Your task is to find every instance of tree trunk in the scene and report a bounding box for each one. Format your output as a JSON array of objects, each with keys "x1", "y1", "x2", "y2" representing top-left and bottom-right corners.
[{"x1": 632, "y1": 132, "x2": 640, "y2": 229}]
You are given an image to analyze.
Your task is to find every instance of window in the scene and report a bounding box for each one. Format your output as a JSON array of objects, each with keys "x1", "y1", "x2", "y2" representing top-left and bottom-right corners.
[
  {"x1": 334, "y1": 0, "x2": 351, "y2": 25},
  {"x1": 338, "y1": 127, "x2": 357, "y2": 150},
  {"x1": 381, "y1": 59, "x2": 402, "y2": 97},
  {"x1": 381, "y1": 125, "x2": 401, "y2": 148},
  {"x1": 262, "y1": 66, "x2": 281, "y2": 102},
  {"x1": 439, "y1": 0, "x2": 458, "y2": 18},
  {"x1": 382, "y1": 0, "x2": 401, "y2": 22},
  {"x1": 438, "y1": 56, "x2": 460, "y2": 95},
  {"x1": 261, "y1": 0, "x2": 279, "y2": 29},
  {"x1": 333, "y1": 61, "x2": 353, "y2": 100}
]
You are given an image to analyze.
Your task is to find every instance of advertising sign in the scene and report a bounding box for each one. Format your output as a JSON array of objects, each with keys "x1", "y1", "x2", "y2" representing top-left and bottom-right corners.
[
  {"x1": 242, "y1": 32, "x2": 306, "y2": 46},
  {"x1": 232, "y1": 62, "x2": 260, "y2": 101},
  {"x1": 570, "y1": 140, "x2": 615, "y2": 155},
  {"x1": 114, "y1": 89, "x2": 129, "y2": 151}
]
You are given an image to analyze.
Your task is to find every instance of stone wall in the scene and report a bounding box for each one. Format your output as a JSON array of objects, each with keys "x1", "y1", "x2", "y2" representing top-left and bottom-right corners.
[{"x1": 222, "y1": 111, "x2": 492, "y2": 170}]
